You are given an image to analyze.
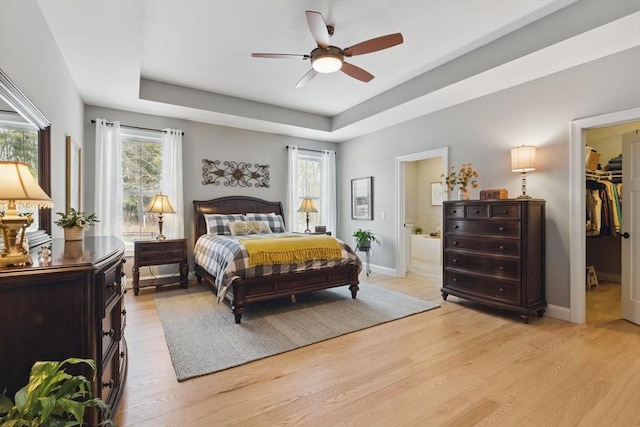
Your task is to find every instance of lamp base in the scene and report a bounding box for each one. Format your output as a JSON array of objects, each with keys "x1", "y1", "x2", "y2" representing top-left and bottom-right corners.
[
  {"x1": 156, "y1": 234, "x2": 167, "y2": 240},
  {"x1": 0, "y1": 251, "x2": 31, "y2": 267},
  {"x1": 0, "y1": 210, "x2": 33, "y2": 267},
  {"x1": 517, "y1": 194, "x2": 532, "y2": 199}
]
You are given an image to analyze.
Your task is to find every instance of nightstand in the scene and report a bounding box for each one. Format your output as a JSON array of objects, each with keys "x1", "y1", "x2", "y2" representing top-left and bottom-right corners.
[{"x1": 133, "y1": 238, "x2": 188, "y2": 295}]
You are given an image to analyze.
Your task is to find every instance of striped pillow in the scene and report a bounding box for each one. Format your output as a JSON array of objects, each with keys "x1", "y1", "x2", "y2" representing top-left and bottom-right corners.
[
  {"x1": 204, "y1": 214, "x2": 246, "y2": 235},
  {"x1": 245, "y1": 212, "x2": 286, "y2": 233}
]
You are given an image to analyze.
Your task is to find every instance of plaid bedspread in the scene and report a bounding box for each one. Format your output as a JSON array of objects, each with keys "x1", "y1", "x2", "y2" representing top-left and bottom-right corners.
[{"x1": 194, "y1": 233, "x2": 362, "y2": 303}]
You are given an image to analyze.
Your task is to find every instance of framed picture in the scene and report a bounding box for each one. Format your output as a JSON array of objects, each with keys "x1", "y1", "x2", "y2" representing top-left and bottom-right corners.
[
  {"x1": 351, "y1": 176, "x2": 373, "y2": 220},
  {"x1": 66, "y1": 136, "x2": 81, "y2": 213},
  {"x1": 431, "y1": 182, "x2": 444, "y2": 206}
]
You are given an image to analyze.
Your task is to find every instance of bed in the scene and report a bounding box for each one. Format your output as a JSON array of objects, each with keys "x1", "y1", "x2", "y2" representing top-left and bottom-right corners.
[{"x1": 193, "y1": 196, "x2": 362, "y2": 323}]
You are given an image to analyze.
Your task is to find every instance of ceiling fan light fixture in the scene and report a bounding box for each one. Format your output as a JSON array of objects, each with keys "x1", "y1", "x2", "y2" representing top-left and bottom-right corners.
[{"x1": 311, "y1": 48, "x2": 343, "y2": 73}]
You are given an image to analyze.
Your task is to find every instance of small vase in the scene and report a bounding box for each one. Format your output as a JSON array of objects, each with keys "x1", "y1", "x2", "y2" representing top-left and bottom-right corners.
[
  {"x1": 458, "y1": 188, "x2": 471, "y2": 200},
  {"x1": 63, "y1": 226, "x2": 84, "y2": 241}
]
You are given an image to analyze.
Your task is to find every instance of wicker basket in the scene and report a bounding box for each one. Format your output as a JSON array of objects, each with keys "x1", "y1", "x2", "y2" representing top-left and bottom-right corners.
[{"x1": 63, "y1": 227, "x2": 84, "y2": 241}]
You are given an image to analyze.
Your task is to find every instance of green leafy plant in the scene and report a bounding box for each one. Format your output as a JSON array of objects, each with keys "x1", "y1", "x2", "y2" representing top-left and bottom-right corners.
[
  {"x1": 54, "y1": 208, "x2": 99, "y2": 229},
  {"x1": 0, "y1": 358, "x2": 112, "y2": 427},
  {"x1": 414, "y1": 226, "x2": 423, "y2": 234},
  {"x1": 352, "y1": 229, "x2": 380, "y2": 249}
]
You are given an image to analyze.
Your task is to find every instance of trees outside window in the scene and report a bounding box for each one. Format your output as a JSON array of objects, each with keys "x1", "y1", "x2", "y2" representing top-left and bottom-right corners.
[
  {"x1": 295, "y1": 154, "x2": 321, "y2": 231},
  {"x1": 121, "y1": 132, "x2": 163, "y2": 244}
]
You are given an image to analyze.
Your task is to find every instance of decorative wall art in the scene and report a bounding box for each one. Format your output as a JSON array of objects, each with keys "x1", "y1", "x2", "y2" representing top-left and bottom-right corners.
[
  {"x1": 66, "y1": 136, "x2": 81, "y2": 213},
  {"x1": 431, "y1": 182, "x2": 443, "y2": 206},
  {"x1": 202, "y1": 159, "x2": 270, "y2": 188},
  {"x1": 351, "y1": 176, "x2": 373, "y2": 220}
]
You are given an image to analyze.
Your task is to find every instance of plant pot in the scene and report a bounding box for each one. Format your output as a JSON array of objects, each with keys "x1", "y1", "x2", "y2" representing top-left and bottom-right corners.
[
  {"x1": 357, "y1": 240, "x2": 371, "y2": 251},
  {"x1": 63, "y1": 226, "x2": 84, "y2": 241},
  {"x1": 458, "y1": 188, "x2": 471, "y2": 200}
]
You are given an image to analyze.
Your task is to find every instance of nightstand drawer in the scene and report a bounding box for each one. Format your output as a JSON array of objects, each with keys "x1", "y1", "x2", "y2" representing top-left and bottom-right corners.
[{"x1": 136, "y1": 247, "x2": 184, "y2": 264}]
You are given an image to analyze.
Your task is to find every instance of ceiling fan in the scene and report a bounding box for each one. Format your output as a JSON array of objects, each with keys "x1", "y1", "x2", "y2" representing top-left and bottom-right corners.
[{"x1": 251, "y1": 11, "x2": 403, "y2": 88}]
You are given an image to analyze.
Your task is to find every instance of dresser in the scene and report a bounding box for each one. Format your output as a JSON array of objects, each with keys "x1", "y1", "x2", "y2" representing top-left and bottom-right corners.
[
  {"x1": 441, "y1": 199, "x2": 546, "y2": 323},
  {"x1": 0, "y1": 236, "x2": 127, "y2": 425}
]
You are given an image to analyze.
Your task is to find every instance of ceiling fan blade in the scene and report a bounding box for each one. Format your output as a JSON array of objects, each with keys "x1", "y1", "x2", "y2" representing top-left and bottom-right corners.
[
  {"x1": 251, "y1": 53, "x2": 309, "y2": 59},
  {"x1": 295, "y1": 69, "x2": 318, "y2": 88},
  {"x1": 344, "y1": 33, "x2": 403, "y2": 57},
  {"x1": 341, "y1": 62, "x2": 374, "y2": 83},
  {"x1": 306, "y1": 11, "x2": 330, "y2": 48}
]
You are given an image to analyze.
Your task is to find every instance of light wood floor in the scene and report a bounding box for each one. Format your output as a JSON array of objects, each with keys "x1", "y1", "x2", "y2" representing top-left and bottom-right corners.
[{"x1": 115, "y1": 270, "x2": 639, "y2": 427}]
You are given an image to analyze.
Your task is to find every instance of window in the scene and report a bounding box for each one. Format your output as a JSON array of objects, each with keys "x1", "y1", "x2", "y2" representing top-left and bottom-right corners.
[
  {"x1": 0, "y1": 112, "x2": 40, "y2": 232},
  {"x1": 121, "y1": 130, "x2": 163, "y2": 244},
  {"x1": 295, "y1": 153, "x2": 322, "y2": 231}
]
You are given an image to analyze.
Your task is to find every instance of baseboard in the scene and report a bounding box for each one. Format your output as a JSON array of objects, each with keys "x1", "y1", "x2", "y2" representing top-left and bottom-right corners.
[
  {"x1": 596, "y1": 272, "x2": 621, "y2": 283},
  {"x1": 545, "y1": 304, "x2": 571, "y2": 322},
  {"x1": 369, "y1": 263, "x2": 396, "y2": 277}
]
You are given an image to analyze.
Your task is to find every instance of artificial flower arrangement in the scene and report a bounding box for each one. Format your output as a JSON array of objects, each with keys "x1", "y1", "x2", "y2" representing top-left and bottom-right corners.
[
  {"x1": 54, "y1": 208, "x2": 99, "y2": 229},
  {"x1": 442, "y1": 163, "x2": 479, "y2": 191}
]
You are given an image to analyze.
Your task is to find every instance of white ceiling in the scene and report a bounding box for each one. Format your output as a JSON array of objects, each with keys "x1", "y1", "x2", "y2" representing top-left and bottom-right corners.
[{"x1": 36, "y1": 0, "x2": 640, "y2": 142}]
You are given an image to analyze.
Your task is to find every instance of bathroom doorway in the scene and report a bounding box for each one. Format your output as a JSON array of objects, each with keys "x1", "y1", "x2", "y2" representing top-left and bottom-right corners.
[{"x1": 395, "y1": 148, "x2": 448, "y2": 278}]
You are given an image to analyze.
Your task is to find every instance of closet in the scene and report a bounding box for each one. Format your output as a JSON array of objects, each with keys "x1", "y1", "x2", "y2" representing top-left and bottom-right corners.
[{"x1": 584, "y1": 122, "x2": 638, "y2": 322}]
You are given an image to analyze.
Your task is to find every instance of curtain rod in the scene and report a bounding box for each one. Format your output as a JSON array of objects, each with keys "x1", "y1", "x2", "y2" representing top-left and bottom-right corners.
[
  {"x1": 285, "y1": 145, "x2": 336, "y2": 154},
  {"x1": 90, "y1": 119, "x2": 184, "y2": 135}
]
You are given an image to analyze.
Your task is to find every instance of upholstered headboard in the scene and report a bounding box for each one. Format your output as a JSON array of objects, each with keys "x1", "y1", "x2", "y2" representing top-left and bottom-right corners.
[{"x1": 193, "y1": 196, "x2": 284, "y2": 241}]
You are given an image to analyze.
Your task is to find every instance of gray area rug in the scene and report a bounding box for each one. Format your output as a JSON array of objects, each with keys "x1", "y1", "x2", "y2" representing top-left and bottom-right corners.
[{"x1": 154, "y1": 284, "x2": 440, "y2": 381}]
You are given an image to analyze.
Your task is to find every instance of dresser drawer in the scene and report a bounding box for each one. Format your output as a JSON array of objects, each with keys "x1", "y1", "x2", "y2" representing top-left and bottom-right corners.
[
  {"x1": 445, "y1": 235, "x2": 520, "y2": 256},
  {"x1": 490, "y1": 203, "x2": 521, "y2": 219},
  {"x1": 101, "y1": 304, "x2": 121, "y2": 360},
  {"x1": 444, "y1": 205, "x2": 465, "y2": 218},
  {"x1": 101, "y1": 260, "x2": 123, "y2": 311},
  {"x1": 444, "y1": 252, "x2": 520, "y2": 280},
  {"x1": 465, "y1": 204, "x2": 489, "y2": 218},
  {"x1": 100, "y1": 350, "x2": 119, "y2": 408},
  {"x1": 444, "y1": 271, "x2": 520, "y2": 305},
  {"x1": 445, "y1": 220, "x2": 520, "y2": 237}
]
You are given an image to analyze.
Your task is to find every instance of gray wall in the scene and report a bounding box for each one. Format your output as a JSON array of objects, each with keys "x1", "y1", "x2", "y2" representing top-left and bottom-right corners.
[
  {"x1": 338, "y1": 46, "x2": 640, "y2": 308},
  {"x1": 84, "y1": 106, "x2": 337, "y2": 256},
  {"x1": 0, "y1": 0, "x2": 85, "y2": 239}
]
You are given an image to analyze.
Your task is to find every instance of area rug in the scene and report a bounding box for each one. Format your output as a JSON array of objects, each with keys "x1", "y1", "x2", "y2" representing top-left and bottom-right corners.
[{"x1": 154, "y1": 284, "x2": 439, "y2": 381}]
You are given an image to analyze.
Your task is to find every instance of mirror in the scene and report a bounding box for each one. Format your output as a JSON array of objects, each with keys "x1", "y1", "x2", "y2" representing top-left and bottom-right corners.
[{"x1": 0, "y1": 67, "x2": 52, "y2": 235}]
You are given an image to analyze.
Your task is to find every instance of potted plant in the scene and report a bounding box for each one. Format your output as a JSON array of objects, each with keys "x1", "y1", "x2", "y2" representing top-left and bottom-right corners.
[
  {"x1": 0, "y1": 357, "x2": 112, "y2": 426},
  {"x1": 54, "y1": 208, "x2": 99, "y2": 241},
  {"x1": 352, "y1": 228, "x2": 380, "y2": 251}
]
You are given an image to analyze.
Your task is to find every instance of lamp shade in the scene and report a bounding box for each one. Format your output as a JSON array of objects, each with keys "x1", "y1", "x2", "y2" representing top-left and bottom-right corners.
[
  {"x1": 297, "y1": 198, "x2": 318, "y2": 213},
  {"x1": 0, "y1": 161, "x2": 53, "y2": 208},
  {"x1": 146, "y1": 194, "x2": 175, "y2": 214},
  {"x1": 511, "y1": 145, "x2": 536, "y2": 172}
]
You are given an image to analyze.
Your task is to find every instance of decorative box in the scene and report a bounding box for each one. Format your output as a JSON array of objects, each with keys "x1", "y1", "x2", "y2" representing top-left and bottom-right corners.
[{"x1": 480, "y1": 189, "x2": 508, "y2": 200}]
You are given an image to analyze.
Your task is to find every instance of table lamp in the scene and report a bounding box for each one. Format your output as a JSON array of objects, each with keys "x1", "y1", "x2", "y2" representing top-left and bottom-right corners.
[
  {"x1": 0, "y1": 161, "x2": 53, "y2": 266},
  {"x1": 511, "y1": 145, "x2": 536, "y2": 199},
  {"x1": 146, "y1": 194, "x2": 175, "y2": 240},
  {"x1": 297, "y1": 198, "x2": 318, "y2": 233}
]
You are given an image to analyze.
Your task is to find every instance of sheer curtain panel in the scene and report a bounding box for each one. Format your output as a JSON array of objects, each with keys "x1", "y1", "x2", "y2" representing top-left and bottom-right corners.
[
  {"x1": 161, "y1": 129, "x2": 184, "y2": 238},
  {"x1": 286, "y1": 146, "x2": 299, "y2": 231},
  {"x1": 94, "y1": 119, "x2": 123, "y2": 238},
  {"x1": 321, "y1": 149, "x2": 337, "y2": 234}
]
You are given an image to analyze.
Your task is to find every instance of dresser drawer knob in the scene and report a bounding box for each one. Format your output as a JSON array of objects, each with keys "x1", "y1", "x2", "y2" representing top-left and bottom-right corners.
[
  {"x1": 453, "y1": 241, "x2": 459, "y2": 246},
  {"x1": 475, "y1": 209, "x2": 480, "y2": 214},
  {"x1": 103, "y1": 380, "x2": 115, "y2": 389},
  {"x1": 106, "y1": 281, "x2": 117, "y2": 290},
  {"x1": 452, "y1": 259, "x2": 458, "y2": 263},
  {"x1": 121, "y1": 309, "x2": 127, "y2": 316},
  {"x1": 453, "y1": 225, "x2": 459, "y2": 229},
  {"x1": 120, "y1": 351, "x2": 126, "y2": 359},
  {"x1": 499, "y1": 245, "x2": 505, "y2": 250},
  {"x1": 502, "y1": 210, "x2": 508, "y2": 214},
  {"x1": 499, "y1": 266, "x2": 504, "y2": 270},
  {"x1": 498, "y1": 226, "x2": 505, "y2": 232},
  {"x1": 121, "y1": 271, "x2": 126, "y2": 278},
  {"x1": 499, "y1": 287, "x2": 505, "y2": 292},
  {"x1": 452, "y1": 277, "x2": 457, "y2": 282},
  {"x1": 452, "y1": 210, "x2": 457, "y2": 214},
  {"x1": 103, "y1": 328, "x2": 115, "y2": 338}
]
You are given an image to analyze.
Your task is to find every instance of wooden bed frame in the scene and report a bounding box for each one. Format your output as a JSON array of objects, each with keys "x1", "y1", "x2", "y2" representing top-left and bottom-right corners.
[{"x1": 193, "y1": 196, "x2": 360, "y2": 323}]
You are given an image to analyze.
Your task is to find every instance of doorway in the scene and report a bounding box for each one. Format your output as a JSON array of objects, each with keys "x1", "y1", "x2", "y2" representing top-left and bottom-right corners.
[
  {"x1": 395, "y1": 147, "x2": 448, "y2": 278},
  {"x1": 570, "y1": 107, "x2": 640, "y2": 324},
  {"x1": 584, "y1": 122, "x2": 639, "y2": 323}
]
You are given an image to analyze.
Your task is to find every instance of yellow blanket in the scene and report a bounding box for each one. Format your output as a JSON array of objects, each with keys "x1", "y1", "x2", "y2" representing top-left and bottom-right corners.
[{"x1": 243, "y1": 234, "x2": 342, "y2": 266}]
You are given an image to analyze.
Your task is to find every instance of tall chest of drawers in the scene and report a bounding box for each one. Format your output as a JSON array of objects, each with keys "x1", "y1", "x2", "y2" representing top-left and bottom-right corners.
[
  {"x1": 0, "y1": 236, "x2": 127, "y2": 425},
  {"x1": 441, "y1": 199, "x2": 546, "y2": 323}
]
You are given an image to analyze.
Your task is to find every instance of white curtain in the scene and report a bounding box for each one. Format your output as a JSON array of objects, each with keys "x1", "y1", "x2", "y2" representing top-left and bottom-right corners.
[
  {"x1": 286, "y1": 146, "x2": 299, "y2": 231},
  {"x1": 94, "y1": 119, "x2": 123, "y2": 238},
  {"x1": 161, "y1": 129, "x2": 184, "y2": 238},
  {"x1": 321, "y1": 149, "x2": 337, "y2": 234}
]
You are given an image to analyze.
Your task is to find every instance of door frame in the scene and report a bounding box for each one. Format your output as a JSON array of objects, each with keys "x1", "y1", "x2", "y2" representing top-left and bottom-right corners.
[
  {"x1": 395, "y1": 147, "x2": 448, "y2": 278},
  {"x1": 569, "y1": 107, "x2": 640, "y2": 323}
]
